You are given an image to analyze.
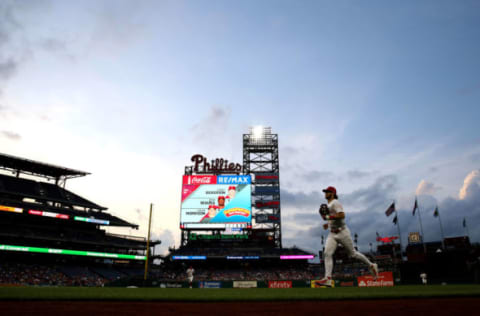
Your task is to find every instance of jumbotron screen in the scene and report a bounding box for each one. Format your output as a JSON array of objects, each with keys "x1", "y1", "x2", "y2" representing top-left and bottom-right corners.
[{"x1": 180, "y1": 175, "x2": 252, "y2": 229}]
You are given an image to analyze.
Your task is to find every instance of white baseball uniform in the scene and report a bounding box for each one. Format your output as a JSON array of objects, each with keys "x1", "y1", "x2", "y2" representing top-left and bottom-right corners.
[
  {"x1": 420, "y1": 273, "x2": 427, "y2": 285},
  {"x1": 187, "y1": 267, "x2": 194, "y2": 283},
  {"x1": 323, "y1": 199, "x2": 374, "y2": 279}
]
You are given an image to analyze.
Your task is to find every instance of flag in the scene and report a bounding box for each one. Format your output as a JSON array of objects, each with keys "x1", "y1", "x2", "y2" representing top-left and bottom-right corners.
[
  {"x1": 412, "y1": 198, "x2": 418, "y2": 216},
  {"x1": 433, "y1": 206, "x2": 439, "y2": 217},
  {"x1": 463, "y1": 218, "x2": 466, "y2": 228},
  {"x1": 393, "y1": 215, "x2": 398, "y2": 224},
  {"x1": 385, "y1": 203, "x2": 395, "y2": 217}
]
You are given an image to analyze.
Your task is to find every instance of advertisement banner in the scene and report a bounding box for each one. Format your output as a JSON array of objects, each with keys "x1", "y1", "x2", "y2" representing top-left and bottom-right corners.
[
  {"x1": 159, "y1": 282, "x2": 183, "y2": 288},
  {"x1": 255, "y1": 200, "x2": 280, "y2": 208},
  {"x1": 408, "y1": 232, "x2": 422, "y2": 244},
  {"x1": 311, "y1": 280, "x2": 335, "y2": 288},
  {"x1": 254, "y1": 187, "x2": 280, "y2": 195},
  {"x1": 255, "y1": 214, "x2": 280, "y2": 223},
  {"x1": 181, "y1": 175, "x2": 252, "y2": 228},
  {"x1": 0, "y1": 244, "x2": 145, "y2": 260},
  {"x1": 233, "y1": 281, "x2": 257, "y2": 288},
  {"x1": 268, "y1": 281, "x2": 292, "y2": 288},
  {"x1": 255, "y1": 174, "x2": 279, "y2": 183},
  {"x1": 0, "y1": 205, "x2": 23, "y2": 213},
  {"x1": 357, "y1": 271, "x2": 394, "y2": 287},
  {"x1": 198, "y1": 281, "x2": 222, "y2": 288},
  {"x1": 334, "y1": 279, "x2": 356, "y2": 287}
]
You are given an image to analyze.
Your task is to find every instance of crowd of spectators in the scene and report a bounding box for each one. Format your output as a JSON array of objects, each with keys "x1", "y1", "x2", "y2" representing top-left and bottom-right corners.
[
  {"x1": 0, "y1": 263, "x2": 108, "y2": 286},
  {"x1": 0, "y1": 262, "x2": 374, "y2": 286},
  {"x1": 151, "y1": 266, "x2": 320, "y2": 282}
]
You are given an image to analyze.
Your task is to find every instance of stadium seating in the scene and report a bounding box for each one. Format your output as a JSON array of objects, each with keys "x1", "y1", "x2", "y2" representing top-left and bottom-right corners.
[{"x1": 0, "y1": 262, "x2": 107, "y2": 286}]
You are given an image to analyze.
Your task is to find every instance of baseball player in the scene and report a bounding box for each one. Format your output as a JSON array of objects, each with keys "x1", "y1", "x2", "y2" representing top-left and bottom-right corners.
[
  {"x1": 186, "y1": 266, "x2": 195, "y2": 288},
  {"x1": 420, "y1": 272, "x2": 427, "y2": 285},
  {"x1": 318, "y1": 186, "x2": 378, "y2": 286}
]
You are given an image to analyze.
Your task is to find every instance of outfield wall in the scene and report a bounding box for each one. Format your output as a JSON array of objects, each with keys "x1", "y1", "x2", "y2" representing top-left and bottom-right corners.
[{"x1": 106, "y1": 274, "x2": 395, "y2": 288}]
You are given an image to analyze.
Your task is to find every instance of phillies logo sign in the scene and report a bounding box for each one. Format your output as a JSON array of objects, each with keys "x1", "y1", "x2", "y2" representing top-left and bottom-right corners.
[{"x1": 191, "y1": 154, "x2": 242, "y2": 174}]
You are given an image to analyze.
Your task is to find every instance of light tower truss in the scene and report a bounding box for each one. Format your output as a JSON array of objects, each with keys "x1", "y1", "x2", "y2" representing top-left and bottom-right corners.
[{"x1": 243, "y1": 127, "x2": 282, "y2": 248}]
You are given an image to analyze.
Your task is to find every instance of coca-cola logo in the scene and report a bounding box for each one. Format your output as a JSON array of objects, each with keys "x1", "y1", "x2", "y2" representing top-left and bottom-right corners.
[
  {"x1": 192, "y1": 176, "x2": 213, "y2": 184},
  {"x1": 184, "y1": 175, "x2": 216, "y2": 185}
]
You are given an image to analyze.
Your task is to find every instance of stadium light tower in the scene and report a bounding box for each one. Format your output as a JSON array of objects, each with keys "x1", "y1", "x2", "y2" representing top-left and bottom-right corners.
[
  {"x1": 243, "y1": 126, "x2": 281, "y2": 248},
  {"x1": 252, "y1": 125, "x2": 265, "y2": 140}
]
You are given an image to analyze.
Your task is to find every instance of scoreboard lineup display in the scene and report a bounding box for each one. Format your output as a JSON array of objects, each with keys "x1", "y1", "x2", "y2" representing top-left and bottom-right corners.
[{"x1": 180, "y1": 175, "x2": 252, "y2": 229}]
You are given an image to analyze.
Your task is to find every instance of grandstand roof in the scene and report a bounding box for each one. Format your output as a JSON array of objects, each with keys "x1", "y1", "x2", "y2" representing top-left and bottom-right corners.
[
  {"x1": 0, "y1": 153, "x2": 89, "y2": 180},
  {"x1": 0, "y1": 173, "x2": 106, "y2": 210}
]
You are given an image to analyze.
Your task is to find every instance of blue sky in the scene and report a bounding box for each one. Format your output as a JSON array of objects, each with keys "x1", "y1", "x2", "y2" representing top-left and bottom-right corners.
[{"x1": 1, "y1": 0, "x2": 479, "y2": 255}]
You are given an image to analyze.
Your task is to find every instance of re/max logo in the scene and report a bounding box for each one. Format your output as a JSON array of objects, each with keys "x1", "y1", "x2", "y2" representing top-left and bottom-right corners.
[{"x1": 217, "y1": 175, "x2": 251, "y2": 184}]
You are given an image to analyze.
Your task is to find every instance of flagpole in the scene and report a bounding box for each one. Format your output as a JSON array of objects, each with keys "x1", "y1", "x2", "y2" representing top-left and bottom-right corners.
[
  {"x1": 393, "y1": 200, "x2": 403, "y2": 260},
  {"x1": 416, "y1": 198, "x2": 426, "y2": 254},
  {"x1": 464, "y1": 218, "x2": 470, "y2": 240},
  {"x1": 436, "y1": 207, "x2": 445, "y2": 250}
]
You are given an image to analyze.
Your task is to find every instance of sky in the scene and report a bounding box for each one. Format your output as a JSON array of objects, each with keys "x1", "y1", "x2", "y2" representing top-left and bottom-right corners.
[{"x1": 1, "y1": 0, "x2": 479, "y2": 257}]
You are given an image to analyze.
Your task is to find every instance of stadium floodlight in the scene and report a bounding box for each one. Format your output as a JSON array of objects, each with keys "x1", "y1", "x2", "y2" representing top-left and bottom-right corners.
[
  {"x1": 249, "y1": 126, "x2": 272, "y2": 145},
  {"x1": 252, "y1": 125, "x2": 265, "y2": 140}
]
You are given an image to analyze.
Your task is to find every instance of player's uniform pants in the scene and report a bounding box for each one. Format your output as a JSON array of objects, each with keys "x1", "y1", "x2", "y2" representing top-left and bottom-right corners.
[{"x1": 323, "y1": 226, "x2": 373, "y2": 278}]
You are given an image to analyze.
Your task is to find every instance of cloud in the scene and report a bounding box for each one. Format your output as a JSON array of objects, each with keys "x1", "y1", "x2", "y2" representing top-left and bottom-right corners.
[
  {"x1": 282, "y1": 174, "x2": 398, "y2": 217},
  {"x1": 0, "y1": 1, "x2": 73, "y2": 96},
  {"x1": 134, "y1": 208, "x2": 148, "y2": 223},
  {"x1": 284, "y1": 171, "x2": 480, "y2": 254},
  {"x1": 0, "y1": 1, "x2": 34, "y2": 95},
  {"x1": 281, "y1": 146, "x2": 301, "y2": 156},
  {"x1": 416, "y1": 179, "x2": 441, "y2": 196},
  {"x1": 459, "y1": 170, "x2": 480, "y2": 200},
  {"x1": 0, "y1": 3, "x2": 19, "y2": 90},
  {"x1": 346, "y1": 170, "x2": 373, "y2": 180},
  {"x1": 281, "y1": 189, "x2": 322, "y2": 210},
  {"x1": 341, "y1": 175, "x2": 398, "y2": 211},
  {"x1": 299, "y1": 170, "x2": 334, "y2": 182},
  {"x1": 0, "y1": 59, "x2": 17, "y2": 80},
  {"x1": 39, "y1": 38, "x2": 67, "y2": 52},
  {"x1": 151, "y1": 229, "x2": 176, "y2": 256},
  {"x1": 281, "y1": 174, "x2": 399, "y2": 254},
  {"x1": 189, "y1": 106, "x2": 233, "y2": 151},
  {"x1": 1, "y1": 130, "x2": 21, "y2": 141}
]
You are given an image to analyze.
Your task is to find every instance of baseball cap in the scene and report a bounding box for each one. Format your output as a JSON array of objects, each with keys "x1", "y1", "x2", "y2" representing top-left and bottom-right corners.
[
  {"x1": 228, "y1": 186, "x2": 236, "y2": 190},
  {"x1": 218, "y1": 196, "x2": 225, "y2": 200},
  {"x1": 322, "y1": 186, "x2": 337, "y2": 194}
]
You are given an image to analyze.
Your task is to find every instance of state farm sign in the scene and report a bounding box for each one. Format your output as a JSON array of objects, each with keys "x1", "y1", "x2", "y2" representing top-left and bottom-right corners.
[{"x1": 357, "y1": 271, "x2": 394, "y2": 287}]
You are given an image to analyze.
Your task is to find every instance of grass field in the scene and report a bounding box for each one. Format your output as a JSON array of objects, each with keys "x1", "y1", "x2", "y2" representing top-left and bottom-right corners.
[{"x1": 1, "y1": 285, "x2": 480, "y2": 301}]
